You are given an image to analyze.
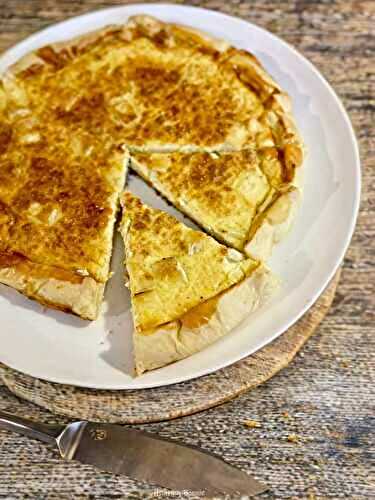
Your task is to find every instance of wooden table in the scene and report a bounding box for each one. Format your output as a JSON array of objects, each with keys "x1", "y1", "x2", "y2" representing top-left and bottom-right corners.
[{"x1": 0, "y1": 1, "x2": 373, "y2": 498}]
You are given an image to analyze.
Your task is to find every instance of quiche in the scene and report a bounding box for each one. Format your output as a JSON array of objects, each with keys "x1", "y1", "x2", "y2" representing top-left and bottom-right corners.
[
  {"x1": 131, "y1": 150, "x2": 300, "y2": 259},
  {"x1": 0, "y1": 14, "x2": 302, "y2": 325},
  {"x1": 119, "y1": 192, "x2": 279, "y2": 375}
]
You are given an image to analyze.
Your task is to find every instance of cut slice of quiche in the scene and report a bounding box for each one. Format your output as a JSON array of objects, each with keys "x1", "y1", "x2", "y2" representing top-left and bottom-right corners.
[
  {"x1": 119, "y1": 192, "x2": 279, "y2": 375},
  {"x1": 131, "y1": 150, "x2": 300, "y2": 260},
  {"x1": 0, "y1": 145, "x2": 129, "y2": 320},
  {"x1": 0, "y1": 42, "x2": 130, "y2": 318}
]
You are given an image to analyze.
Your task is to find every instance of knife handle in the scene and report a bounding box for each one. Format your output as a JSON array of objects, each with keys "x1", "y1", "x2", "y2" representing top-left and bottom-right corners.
[{"x1": 0, "y1": 410, "x2": 63, "y2": 446}]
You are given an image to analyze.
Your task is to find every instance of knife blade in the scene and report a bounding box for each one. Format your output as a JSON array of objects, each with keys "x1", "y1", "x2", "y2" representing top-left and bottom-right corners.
[{"x1": 0, "y1": 411, "x2": 267, "y2": 496}]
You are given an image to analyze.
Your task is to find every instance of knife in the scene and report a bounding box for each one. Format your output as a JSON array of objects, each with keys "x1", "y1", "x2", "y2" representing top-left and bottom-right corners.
[{"x1": 0, "y1": 411, "x2": 266, "y2": 496}]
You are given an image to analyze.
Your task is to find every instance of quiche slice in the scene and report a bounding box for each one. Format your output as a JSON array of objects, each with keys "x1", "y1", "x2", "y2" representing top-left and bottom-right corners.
[
  {"x1": 0, "y1": 44, "x2": 130, "y2": 318},
  {"x1": 119, "y1": 192, "x2": 279, "y2": 375},
  {"x1": 131, "y1": 149, "x2": 301, "y2": 260},
  {"x1": 0, "y1": 145, "x2": 129, "y2": 320}
]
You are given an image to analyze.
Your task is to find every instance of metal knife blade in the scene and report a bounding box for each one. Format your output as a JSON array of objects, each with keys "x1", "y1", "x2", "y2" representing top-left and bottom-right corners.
[
  {"x1": 67, "y1": 422, "x2": 267, "y2": 496},
  {"x1": 0, "y1": 412, "x2": 267, "y2": 496}
]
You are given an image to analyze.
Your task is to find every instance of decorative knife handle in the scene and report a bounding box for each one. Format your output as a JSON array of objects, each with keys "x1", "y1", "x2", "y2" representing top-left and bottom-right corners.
[{"x1": 0, "y1": 410, "x2": 63, "y2": 446}]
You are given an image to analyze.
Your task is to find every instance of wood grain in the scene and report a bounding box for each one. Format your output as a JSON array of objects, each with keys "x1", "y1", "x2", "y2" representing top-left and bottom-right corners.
[{"x1": 0, "y1": 1, "x2": 373, "y2": 499}]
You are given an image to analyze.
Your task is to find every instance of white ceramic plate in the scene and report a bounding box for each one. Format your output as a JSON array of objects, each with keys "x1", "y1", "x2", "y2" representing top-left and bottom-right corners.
[{"x1": 0, "y1": 4, "x2": 360, "y2": 389}]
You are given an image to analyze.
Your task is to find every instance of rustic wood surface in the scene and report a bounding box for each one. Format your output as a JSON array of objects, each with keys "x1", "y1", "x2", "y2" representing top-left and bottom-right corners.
[{"x1": 0, "y1": 1, "x2": 374, "y2": 499}]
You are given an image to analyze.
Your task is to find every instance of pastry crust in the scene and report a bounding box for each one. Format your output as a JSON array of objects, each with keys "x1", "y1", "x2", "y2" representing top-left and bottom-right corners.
[
  {"x1": 0, "y1": 263, "x2": 104, "y2": 320},
  {"x1": 128, "y1": 15, "x2": 231, "y2": 54},
  {"x1": 134, "y1": 264, "x2": 279, "y2": 375},
  {"x1": 244, "y1": 186, "x2": 301, "y2": 260}
]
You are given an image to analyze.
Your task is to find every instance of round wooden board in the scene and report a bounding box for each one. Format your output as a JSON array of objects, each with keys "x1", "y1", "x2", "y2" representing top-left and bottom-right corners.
[{"x1": 0, "y1": 271, "x2": 340, "y2": 424}]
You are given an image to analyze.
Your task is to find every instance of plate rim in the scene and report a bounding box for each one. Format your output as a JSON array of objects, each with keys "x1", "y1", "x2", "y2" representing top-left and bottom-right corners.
[{"x1": 0, "y1": 3, "x2": 361, "y2": 389}]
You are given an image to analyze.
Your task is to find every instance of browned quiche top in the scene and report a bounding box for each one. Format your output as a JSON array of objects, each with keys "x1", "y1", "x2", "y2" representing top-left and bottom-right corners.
[{"x1": 0, "y1": 14, "x2": 303, "y2": 306}]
